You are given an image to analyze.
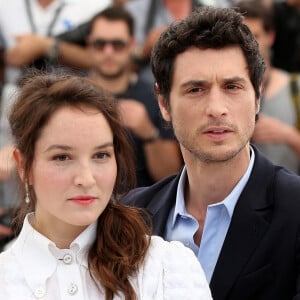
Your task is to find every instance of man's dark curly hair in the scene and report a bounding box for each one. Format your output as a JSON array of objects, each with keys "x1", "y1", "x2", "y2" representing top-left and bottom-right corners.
[{"x1": 151, "y1": 6, "x2": 265, "y2": 109}]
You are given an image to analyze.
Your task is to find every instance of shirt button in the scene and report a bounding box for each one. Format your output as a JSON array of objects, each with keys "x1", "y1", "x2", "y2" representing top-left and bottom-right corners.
[
  {"x1": 63, "y1": 254, "x2": 73, "y2": 264},
  {"x1": 34, "y1": 286, "x2": 46, "y2": 298},
  {"x1": 68, "y1": 283, "x2": 78, "y2": 295}
]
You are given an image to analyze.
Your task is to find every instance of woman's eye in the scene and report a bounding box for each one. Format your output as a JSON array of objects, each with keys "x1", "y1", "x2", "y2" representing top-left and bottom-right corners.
[
  {"x1": 94, "y1": 152, "x2": 110, "y2": 159},
  {"x1": 53, "y1": 154, "x2": 69, "y2": 161}
]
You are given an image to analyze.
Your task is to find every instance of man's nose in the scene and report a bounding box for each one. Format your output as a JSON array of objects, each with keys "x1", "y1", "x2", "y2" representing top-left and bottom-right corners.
[{"x1": 204, "y1": 87, "x2": 229, "y2": 118}]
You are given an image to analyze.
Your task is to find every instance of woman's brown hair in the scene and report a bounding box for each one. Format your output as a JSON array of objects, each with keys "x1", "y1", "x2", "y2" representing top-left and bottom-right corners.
[{"x1": 9, "y1": 72, "x2": 151, "y2": 300}]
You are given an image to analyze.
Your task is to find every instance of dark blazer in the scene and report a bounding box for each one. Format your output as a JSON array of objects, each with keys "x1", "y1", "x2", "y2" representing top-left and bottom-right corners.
[{"x1": 123, "y1": 148, "x2": 300, "y2": 300}]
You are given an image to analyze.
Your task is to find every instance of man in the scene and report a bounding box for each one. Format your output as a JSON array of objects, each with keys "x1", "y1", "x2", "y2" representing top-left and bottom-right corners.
[
  {"x1": 123, "y1": 6, "x2": 300, "y2": 300},
  {"x1": 87, "y1": 6, "x2": 182, "y2": 187},
  {"x1": 235, "y1": 0, "x2": 300, "y2": 174}
]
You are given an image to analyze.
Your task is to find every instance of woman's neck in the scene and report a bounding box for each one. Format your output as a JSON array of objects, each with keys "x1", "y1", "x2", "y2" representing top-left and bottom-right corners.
[{"x1": 31, "y1": 214, "x2": 88, "y2": 249}]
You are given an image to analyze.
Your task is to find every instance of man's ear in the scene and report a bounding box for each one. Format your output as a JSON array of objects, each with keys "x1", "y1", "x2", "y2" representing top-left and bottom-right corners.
[
  {"x1": 155, "y1": 82, "x2": 172, "y2": 121},
  {"x1": 256, "y1": 84, "x2": 264, "y2": 114},
  {"x1": 255, "y1": 94, "x2": 261, "y2": 115},
  {"x1": 157, "y1": 94, "x2": 172, "y2": 122},
  {"x1": 256, "y1": 100, "x2": 260, "y2": 115},
  {"x1": 13, "y1": 149, "x2": 26, "y2": 183}
]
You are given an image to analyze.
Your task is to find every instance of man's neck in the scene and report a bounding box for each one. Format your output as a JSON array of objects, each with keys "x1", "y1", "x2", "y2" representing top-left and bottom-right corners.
[
  {"x1": 183, "y1": 145, "x2": 251, "y2": 217},
  {"x1": 91, "y1": 71, "x2": 131, "y2": 95}
]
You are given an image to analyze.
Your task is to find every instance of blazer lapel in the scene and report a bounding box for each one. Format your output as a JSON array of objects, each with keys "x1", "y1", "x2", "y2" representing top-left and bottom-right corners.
[
  {"x1": 210, "y1": 149, "x2": 275, "y2": 300},
  {"x1": 148, "y1": 173, "x2": 180, "y2": 236}
]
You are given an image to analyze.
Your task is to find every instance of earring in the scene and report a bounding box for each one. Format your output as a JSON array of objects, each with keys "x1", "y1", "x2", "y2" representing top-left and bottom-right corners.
[{"x1": 24, "y1": 183, "x2": 30, "y2": 204}]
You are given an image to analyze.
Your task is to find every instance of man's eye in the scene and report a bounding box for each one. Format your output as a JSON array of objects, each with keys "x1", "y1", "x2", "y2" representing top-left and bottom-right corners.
[
  {"x1": 188, "y1": 87, "x2": 203, "y2": 93},
  {"x1": 226, "y1": 84, "x2": 240, "y2": 90}
]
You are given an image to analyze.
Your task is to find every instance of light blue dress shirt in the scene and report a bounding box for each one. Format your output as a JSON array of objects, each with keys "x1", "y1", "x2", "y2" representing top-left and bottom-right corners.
[{"x1": 165, "y1": 147, "x2": 255, "y2": 283}]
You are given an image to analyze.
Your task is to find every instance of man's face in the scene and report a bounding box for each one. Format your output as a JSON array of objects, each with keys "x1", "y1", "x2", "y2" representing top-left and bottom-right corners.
[
  {"x1": 159, "y1": 46, "x2": 259, "y2": 164},
  {"x1": 88, "y1": 18, "x2": 134, "y2": 79}
]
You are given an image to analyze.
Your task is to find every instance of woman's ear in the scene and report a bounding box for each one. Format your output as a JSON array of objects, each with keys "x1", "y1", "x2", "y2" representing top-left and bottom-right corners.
[{"x1": 13, "y1": 148, "x2": 25, "y2": 182}]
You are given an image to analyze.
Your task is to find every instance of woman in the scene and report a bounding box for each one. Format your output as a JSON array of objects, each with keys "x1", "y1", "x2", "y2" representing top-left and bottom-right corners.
[{"x1": 0, "y1": 74, "x2": 211, "y2": 299}]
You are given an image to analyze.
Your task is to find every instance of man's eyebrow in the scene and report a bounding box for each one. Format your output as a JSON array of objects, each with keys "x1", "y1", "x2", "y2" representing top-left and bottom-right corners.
[
  {"x1": 223, "y1": 76, "x2": 247, "y2": 83},
  {"x1": 180, "y1": 77, "x2": 247, "y2": 87},
  {"x1": 180, "y1": 80, "x2": 207, "y2": 89}
]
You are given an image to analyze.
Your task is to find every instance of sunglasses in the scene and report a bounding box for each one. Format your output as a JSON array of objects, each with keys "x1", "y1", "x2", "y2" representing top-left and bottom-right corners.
[{"x1": 89, "y1": 38, "x2": 129, "y2": 51}]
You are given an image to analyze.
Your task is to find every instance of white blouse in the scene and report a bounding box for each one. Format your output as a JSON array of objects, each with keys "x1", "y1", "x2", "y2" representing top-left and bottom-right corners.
[{"x1": 0, "y1": 214, "x2": 212, "y2": 300}]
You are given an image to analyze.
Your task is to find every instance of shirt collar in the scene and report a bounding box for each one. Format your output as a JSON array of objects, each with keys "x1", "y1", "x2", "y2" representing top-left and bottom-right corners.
[
  {"x1": 172, "y1": 146, "x2": 255, "y2": 227},
  {"x1": 11, "y1": 213, "x2": 97, "y2": 293},
  {"x1": 70, "y1": 220, "x2": 97, "y2": 268}
]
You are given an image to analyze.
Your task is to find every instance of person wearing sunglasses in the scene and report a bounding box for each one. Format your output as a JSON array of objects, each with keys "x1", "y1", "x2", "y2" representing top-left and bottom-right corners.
[
  {"x1": 89, "y1": 38, "x2": 129, "y2": 52},
  {"x1": 86, "y1": 5, "x2": 182, "y2": 188}
]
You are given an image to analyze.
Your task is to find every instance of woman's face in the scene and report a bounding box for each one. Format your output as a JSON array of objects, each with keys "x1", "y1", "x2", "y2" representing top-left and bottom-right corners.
[{"x1": 28, "y1": 105, "x2": 117, "y2": 241}]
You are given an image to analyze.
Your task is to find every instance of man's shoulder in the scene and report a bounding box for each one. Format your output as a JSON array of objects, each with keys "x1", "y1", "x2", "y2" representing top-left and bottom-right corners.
[
  {"x1": 253, "y1": 148, "x2": 300, "y2": 192},
  {"x1": 273, "y1": 166, "x2": 300, "y2": 198},
  {"x1": 122, "y1": 173, "x2": 179, "y2": 207},
  {"x1": 236, "y1": 148, "x2": 300, "y2": 215},
  {"x1": 259, "y1": 161, "x2": 300, "y2": 212}
]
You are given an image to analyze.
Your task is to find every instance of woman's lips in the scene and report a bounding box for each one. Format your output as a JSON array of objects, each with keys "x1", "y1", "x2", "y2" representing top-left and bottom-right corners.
[{"x1": 68, "y1": 196, "x2": 96, "y2": 205}]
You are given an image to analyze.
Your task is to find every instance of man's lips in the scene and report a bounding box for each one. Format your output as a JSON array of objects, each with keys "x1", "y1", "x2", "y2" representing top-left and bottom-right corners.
[
  {"x1": 203, "y1": 127, "x2": 233, "y2": 134},
  {"x1": 203, "y1": 126, "x2": 233, "y2": 140}
]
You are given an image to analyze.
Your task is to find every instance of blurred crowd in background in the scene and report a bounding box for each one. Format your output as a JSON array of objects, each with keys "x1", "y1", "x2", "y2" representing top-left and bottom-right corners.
[{"x1": 0, "y1": 0, "x2": 299, "y2": 251}]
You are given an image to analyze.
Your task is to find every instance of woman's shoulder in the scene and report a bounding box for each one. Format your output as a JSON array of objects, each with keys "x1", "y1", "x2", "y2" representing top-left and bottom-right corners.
[
  {"x1": 148, "y1": 235, "x2": 196, "y2": 260},
  {"x1": 136, "y1": 235, "x2": 212, "y2": 299},
  {"x1": 147, "y1": 236, "x2": 205, "y2": 275}
]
